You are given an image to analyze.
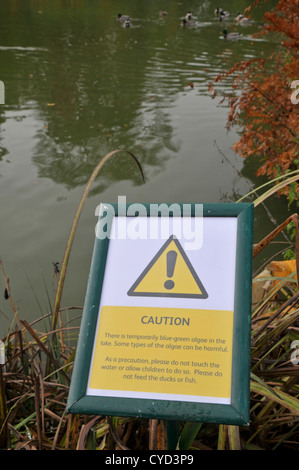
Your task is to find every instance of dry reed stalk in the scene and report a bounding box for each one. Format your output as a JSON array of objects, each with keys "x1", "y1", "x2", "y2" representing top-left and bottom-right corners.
[{"x1": 51, "y1": 149, "x2": 145, "y2": 333}]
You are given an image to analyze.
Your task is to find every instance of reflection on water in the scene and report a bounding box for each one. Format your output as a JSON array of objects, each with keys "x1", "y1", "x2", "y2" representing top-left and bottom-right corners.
[{"x1": 0, "y1": 0, "x2": 290, "y2": 332}]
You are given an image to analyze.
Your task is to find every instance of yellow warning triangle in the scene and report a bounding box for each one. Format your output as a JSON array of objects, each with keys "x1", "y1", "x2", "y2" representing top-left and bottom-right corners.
[{"x1": 127, "y1": 235, "x2": 208, "y2": 299}]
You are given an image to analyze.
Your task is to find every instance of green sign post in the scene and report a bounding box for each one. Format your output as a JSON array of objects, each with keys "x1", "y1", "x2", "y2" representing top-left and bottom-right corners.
[{"x1": 67, "y1": 203, "x2": 253, "y2": 431}]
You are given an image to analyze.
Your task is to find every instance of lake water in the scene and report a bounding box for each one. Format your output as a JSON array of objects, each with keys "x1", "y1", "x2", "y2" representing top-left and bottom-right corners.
[{"x1": 0, "y1": 0, "x2": 291, "y2": 334}]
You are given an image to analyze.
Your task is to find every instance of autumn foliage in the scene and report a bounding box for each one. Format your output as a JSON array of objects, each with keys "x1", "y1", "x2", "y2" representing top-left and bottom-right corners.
[{"x1": 214, "y1": 0, "x2": 299, "y2": 202}]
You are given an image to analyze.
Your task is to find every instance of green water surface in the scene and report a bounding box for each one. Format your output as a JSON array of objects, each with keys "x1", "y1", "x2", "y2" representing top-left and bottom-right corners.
[{"x1": 0, "y1": 0, "x2": 290, "y2": 332}]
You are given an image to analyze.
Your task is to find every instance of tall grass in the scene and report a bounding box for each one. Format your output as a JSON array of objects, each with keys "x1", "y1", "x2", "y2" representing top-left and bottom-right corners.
[{"x1": 0, "y1": 156, "x2": 298, "y2": 450}]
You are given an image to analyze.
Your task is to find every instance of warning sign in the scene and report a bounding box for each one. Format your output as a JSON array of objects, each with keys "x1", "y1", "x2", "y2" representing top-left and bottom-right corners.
[
  {"x1": 127, "y1": 235, "x2": 208, "y2": 299},
  {"x1": 85, "y1": 215, "x2": 239, "y2": 404},
  {"x1": 67, "y1": 203, "x2": 254, "y2": 425}
]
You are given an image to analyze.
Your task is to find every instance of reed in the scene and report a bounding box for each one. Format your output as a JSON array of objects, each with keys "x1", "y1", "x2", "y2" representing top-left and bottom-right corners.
[
  {"x1": 0, "y1": 157, "x2": 298, "y2": 450},
  {"x1": 51, "y1": 149, "x2": 145, "y2": 333}
]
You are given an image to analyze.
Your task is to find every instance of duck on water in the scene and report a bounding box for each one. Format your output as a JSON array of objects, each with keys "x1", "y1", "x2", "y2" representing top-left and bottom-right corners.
[
  {"x1": 117, "y1": 13, "x2": 131, "y2": 22},
  {"x1": 215, "y1": 7, "x2": 230, "y2": 20},
  {"x1": 222, "y1": 29, "x2": 242, "y2": 40}
]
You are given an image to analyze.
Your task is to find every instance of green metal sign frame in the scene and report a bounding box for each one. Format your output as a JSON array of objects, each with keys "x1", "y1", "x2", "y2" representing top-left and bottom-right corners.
[{"x1": 67, "y1": 203, "x2": 253, "y2": 426}]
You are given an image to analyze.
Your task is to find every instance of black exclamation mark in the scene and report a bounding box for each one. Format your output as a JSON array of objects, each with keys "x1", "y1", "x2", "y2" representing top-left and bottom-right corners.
[{"x1": 164, "y1": 250, "x2": 177, "y2": 290}]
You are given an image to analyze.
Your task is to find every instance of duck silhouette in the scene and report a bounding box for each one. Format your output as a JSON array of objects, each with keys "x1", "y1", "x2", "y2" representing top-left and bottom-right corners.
[
  {"x1": 118, "y1": 13, "x2": 131, "y2": 22},
  {"x1": 235, "y1": 14, "x2": 251, "y2": 24},
  {"x1": 222, "y1": 29, "x2": 242, "y2": 39},
  {"x1": 215, "y1": 8, "x2": 230, "y2": 18},
  {"x1": 185, "y1": 11, "x2": 198, "y2": 21}
]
